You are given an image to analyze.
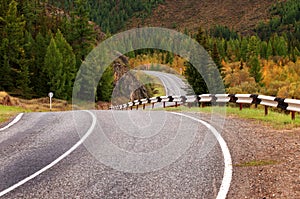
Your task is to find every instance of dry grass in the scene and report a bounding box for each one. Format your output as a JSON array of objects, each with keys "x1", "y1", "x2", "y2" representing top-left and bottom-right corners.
[
  {"x1": 0, "y1": 91, "x2": 72, "y2": 112},
  {"x1": 19, "y1": 97, "x2": 72, "y2": 112},
  {"x1": 0, "y1": 91, "x2": 20, "y2": 106}
]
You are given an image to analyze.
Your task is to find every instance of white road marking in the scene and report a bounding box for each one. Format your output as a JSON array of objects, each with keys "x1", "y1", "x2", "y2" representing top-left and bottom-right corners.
[
  {"x1": 0, "y1": 113, "x2": 24, "y2": 131},
  {"x1": 170, "y1": 112, "x2": 232, "y2": 199},
  {"x1": 0, "y1": 110, "x2": 97, "y2": 197},
  {"x1": 1, "y1": 110, "x2": 231, "y2": 198}
]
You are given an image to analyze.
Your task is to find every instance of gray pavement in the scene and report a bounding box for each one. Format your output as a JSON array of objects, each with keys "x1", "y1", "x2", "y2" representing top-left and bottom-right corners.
[
  {"x1": 141, "y1": 70, "x2": 188, "y2": 96},
  {"x1": 0, "y1": 110, "x2": 224, "y2": 198}
]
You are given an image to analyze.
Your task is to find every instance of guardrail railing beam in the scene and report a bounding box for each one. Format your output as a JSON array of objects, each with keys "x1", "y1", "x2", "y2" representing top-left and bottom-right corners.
[{"x1": 114, "y1": 94, "x2": 300, "y2": 120}]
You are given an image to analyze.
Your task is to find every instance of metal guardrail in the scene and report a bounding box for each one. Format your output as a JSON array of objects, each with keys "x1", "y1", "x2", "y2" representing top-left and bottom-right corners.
[{"x1": 110, "y1": 94, "x2": 300, "y2": 120}]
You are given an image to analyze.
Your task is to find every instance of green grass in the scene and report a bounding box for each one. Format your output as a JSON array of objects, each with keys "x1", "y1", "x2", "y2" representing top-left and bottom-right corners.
[
  {"x1": 153, "y1": 84, "x2": 166, "y2": 97},
  {"x1": 234, "y1": 160, "x2": 278, "y2": 167},
  {"x1": 160, "y1": 105, "x2": 300, "y2": 129},
  {"x1": 134, "y1": 70, "x2": 166, "y2": 97},
  {"x1": 0, "y1": 105, "x2": 30, "y2": 124}
]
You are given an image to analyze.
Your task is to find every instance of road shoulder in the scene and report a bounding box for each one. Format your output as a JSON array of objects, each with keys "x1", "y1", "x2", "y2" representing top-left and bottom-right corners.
[{"x1": 180, "y1": 112, "x2": 300, "y2": 198}]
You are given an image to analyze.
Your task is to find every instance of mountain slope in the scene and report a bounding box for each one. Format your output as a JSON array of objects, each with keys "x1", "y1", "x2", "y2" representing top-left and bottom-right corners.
[{"x1": 126, "y1": 0, "x2": 276, "y2": 34}]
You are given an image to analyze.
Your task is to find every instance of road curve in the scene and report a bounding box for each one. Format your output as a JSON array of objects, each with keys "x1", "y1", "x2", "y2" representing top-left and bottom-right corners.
[
  {"x1": 141, "y1": 70, "x2": 189, "y2": 96},
  {"x1": 0, "y1": 110, "x2": 226, "y2": 198}
]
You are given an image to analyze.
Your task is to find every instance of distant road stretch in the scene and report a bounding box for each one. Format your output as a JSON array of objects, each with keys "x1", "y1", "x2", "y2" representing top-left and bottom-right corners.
[{"x1": 141, "y1": 70, "x2": 188, "y2": 96}]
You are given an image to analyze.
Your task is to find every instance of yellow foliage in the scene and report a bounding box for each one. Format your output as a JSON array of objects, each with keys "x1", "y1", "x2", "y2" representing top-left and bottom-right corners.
[
  {"x1": 261, "y1": 59, "x2": 300, "y2": 98},
  {"x1": 129, "y1": 52, "x2": 186, "y2": 74}
]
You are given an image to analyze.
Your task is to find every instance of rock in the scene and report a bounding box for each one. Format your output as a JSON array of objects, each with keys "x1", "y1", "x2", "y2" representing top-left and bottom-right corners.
[{"x1": 112, "y1": 54, "x2": 149, "y2": 104}]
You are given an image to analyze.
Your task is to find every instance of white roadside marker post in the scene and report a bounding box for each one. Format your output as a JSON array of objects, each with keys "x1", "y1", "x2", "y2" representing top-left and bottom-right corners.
[{"x1": 48, "y1": 92, "x2": 53, "y2": 111}]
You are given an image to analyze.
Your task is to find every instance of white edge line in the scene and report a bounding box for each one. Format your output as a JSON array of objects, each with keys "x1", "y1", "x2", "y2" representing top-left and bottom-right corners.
[
  {"x1": 0, "y1": 113, "x2": 24, "y2": 131},
  {"x1": 0, "y1": 110, "x2": 97, "y2": 197},
  {"x1": 170, "y1": 112, "x2": 232, "y2": 199}
]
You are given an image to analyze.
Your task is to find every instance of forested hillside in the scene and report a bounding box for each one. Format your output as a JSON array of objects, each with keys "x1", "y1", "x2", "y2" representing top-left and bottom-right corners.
[
  {"x1": 50, "y1": 0, "x2": 164, "y2": 33},
  {"x1": 0, "y1": 0, "x2": 105, "y2": 100},
  {"x1": 2, "y1": 0, "x2": 300, "y2": 102},
  {"x1": 184, "y1": 0, "x2": 300, "y2": 99},
  {"x1": 0, "y1": 0, "x2": 165, "y2": 101}
]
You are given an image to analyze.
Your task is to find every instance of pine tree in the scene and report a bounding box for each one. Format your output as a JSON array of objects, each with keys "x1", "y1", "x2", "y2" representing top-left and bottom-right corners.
[
  {"x1": 196, "y1": 27, "x2": 209, "y2": 50},
  {"x1": 184, "y1": 27, "x2": 219, "y2": 95},
  {"x1": 1, "y1": 0, "x2": 26, "y2": 90},
  {"x1": 212, "y1": 42, "x2": 222, "y2": 73},
  {"x1": 249, "y1": 55, "x2": 262, "y2": 83},
  {"x1": 184, "y1": 61, "x2": 208, "y2": 94},
  {"x1": 12, "y1": 29, "x2": 35, "y2": 98},
  {"x1": 74, "y1": 61, "x2": 97, "y2": 101},
  {"x1": 69, "y1": 0, "x2": 96, "y2": 68},
  {"x1": 32, "y1": 32, "x2": 51, "y2": 96},
  {"x1": 240, "y1": 37, "x2": 248, "y2": 62},
  {"x1": 55, "y1": 30, "x2": 76, "y2": 100},
  {"x1": 260, "y1": 41, "x2": 268, "y2": 60},
  {"x1": 166, "y1": 51, "x2": 174, "y2": 64},
  {"x1": 44, "y1": 37, "x2": 66, "y2": 99},
  {"x1": 97, "y1": 66, "x2": 114, "y2": 102},
  {"x1": 0, "y1": 39, "x2": 13, "y2": 90},
  {"x1": 17, "y1": 61, "x2": 31, "y2": 98},
  {"x1": 266, "y1": 41, "x2": 273, "y2": 59},
  {"x1": 276, "y1": 36, "x2": 288, "y2": 57},
  {"x1": 247, "y1": 36, "x2": 260, "y2": 60}
]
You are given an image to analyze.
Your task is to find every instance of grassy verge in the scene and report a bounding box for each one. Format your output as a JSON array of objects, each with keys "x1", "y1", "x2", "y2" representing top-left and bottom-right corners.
[
  {"x1": 0, "y1": 105, "x2": 30, "y2": 124},
  {"x1": 160, "y1": 105, "x2": 300, "y2": 129},
  {"x1": 134, "y1": 71, "x2": 166, "y2": 97},
  {"x1": 234, "y1": 159, "x2": 278, "y2": 167}
]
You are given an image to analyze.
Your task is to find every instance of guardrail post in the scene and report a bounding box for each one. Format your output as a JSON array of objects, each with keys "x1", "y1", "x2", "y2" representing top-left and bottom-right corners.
[
  {"x1": 175, "y1": 102, "x2": 178, "y2": 107},
  {"x1": 239, "y1": 103, "x2": 243, "y2": 111},
  {"x1": 292, "y1": 111, "x2": 296, "y2": 120},
  {"x1": 136, "y1": 105, "x2": 139, "y2": 110},
  {"x1": 152, "y1": 103, "x2": 154, "y2": 109},
  {"x1": 251, "y1": 94, "x2": 260, "y2": 108},
  {"x1": 143, "y1": 104, "x2": 146, "y2": 110},
  {"x1": 284, "y1": 98, "x2": 300, "y2": 120},
  {"x1": 265, "y1": 106, "x2": 268, "y2": 116},
  {"x1": 163, "y1": 102, "x2": 166, "y2": 108}
]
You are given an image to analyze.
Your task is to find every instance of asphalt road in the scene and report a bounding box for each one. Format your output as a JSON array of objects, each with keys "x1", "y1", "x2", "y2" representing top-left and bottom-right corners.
[
  {"x1": 141, "y1": 71, "x2": 188, "y2": 96},
  {"x1": 0, "y1": 110, "x2": 226, "y2": 198},
  {"x1": 141, "y1": 70, "x2": 190, "y2": 108}
]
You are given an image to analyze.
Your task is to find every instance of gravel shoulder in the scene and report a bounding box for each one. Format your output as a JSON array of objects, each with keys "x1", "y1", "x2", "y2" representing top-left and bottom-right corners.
[{"x1": 185, "y1": 112, "x2": 300, "y2": 198}]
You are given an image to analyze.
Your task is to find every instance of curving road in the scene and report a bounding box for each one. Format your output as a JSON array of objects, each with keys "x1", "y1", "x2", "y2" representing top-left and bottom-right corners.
[
  {"x1": 141, "y1": 70, "x2": 191, "y2": 108},
  {"x1": 0, "y1": 110, "x2": 229, "y2": 198},
  {"x1": 141, "y1": 70, "x2": 189, "y2": 96}
]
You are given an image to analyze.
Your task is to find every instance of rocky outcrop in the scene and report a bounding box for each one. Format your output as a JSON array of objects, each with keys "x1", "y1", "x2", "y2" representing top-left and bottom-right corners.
[{"x1": 112, "y1": 54, "x2": 149, "y2": 104}]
